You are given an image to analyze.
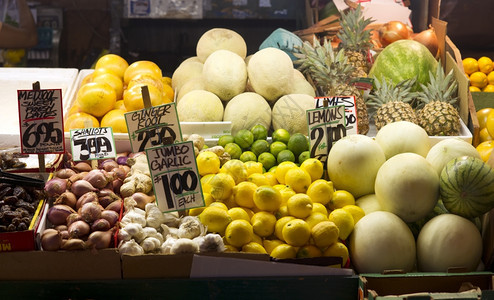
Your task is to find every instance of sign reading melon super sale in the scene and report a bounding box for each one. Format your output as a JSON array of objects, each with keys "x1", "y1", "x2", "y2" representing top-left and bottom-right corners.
[
  {"x1": 146, "y1": 141, "x2": 204, "y2": 213},
  {"x1": 18, "y1": 88, "x2": 65, "y2": 154}
]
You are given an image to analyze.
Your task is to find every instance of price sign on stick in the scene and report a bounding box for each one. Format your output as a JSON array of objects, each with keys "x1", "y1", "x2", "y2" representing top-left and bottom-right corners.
[
  {"x1": 146, "y1": 141, "x2": 204, "y2": 212},
  {"x1": 70, "y1": 127, "x2": 116, "y2": 161},
  {"x1": 307, "y1": 104, "x2": 346, "y2": 165},
  {"x1": 18, "y1": 86, "x2": 65, "y2": 155},
  {"x1": 315, "y1": 96, "x2": 358, "y2": 135}
]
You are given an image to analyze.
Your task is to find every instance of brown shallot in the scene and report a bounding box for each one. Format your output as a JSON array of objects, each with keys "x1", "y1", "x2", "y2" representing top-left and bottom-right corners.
[{"x1": 41, "y1": 229, "x2": 63, "y2": 251}]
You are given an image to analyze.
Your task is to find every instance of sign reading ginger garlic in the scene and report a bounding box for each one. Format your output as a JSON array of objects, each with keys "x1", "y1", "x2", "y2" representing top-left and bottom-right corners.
[{"x1": 146, "y1": 141, "x2": 204, "y2": 213}]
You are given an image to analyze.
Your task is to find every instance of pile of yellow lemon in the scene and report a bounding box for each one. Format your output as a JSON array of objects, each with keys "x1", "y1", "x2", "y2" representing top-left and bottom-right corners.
[
  {"x1": 463, "y1": 56, "x2": 494, "y2": 92},
  {"x1": 64, "y1": 54, "x2": 174, "y2": 133},
  {"x1": 191, "y1": 152, "x2": 365, "y2": 267}
]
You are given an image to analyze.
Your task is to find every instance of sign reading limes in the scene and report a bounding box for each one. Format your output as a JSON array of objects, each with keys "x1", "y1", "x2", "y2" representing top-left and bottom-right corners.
[
  {"x1": 70, "y1": 127, "x2": 116, "y2": 161},
  {"x1": 146, "y1": 141, "x2": 204, "y2": 212},
  {"x1": 306, "y1": 104, "x2": 346, "y2": 165},
  {"x1": 125, "y1": 102, "x2": 182, "y2": 153},
  {"x1": 18, "y1": 88, "x2": 65, "y2": 154},
  {"x1": 314, "y1": 96, "x2": 357, "y2": 135}
]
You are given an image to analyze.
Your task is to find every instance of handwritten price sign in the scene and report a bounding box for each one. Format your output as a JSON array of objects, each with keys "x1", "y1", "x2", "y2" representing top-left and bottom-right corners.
[
  {"x1": 125, "y1": 103, "x2": 182, "y2": 152},
  {"x1": 18, "y1": 89, "x2": 65, "y2": 154},
  {"x1": 307, "y1": 105, "x2": 346, "y2": 165},
  {"x1": 70, "y1": 127, "x2": 116, "y2": 161},
  {"x1": 146, "y1": 141, "x2": 204, "y2": 212},
  {"x1": 315, "y1": 96, "x2": 358, "y2": 135}
]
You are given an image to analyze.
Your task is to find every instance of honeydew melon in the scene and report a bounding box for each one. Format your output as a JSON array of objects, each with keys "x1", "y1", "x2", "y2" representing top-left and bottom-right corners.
[
  {"x1": 196, "y1": 28, "x2": 247, "y2": 63},
  {"x1": 177, "y1": 90, "x2": 224, "y2": 122},
  {"x1": 223, "y1": 92, "x2": 272, "y2": 136}
]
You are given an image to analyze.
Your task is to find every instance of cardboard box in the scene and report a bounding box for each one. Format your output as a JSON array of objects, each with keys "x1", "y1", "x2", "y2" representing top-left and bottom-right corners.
[
  {"x1": 203, "y1": 0, "x2": 296, "y2": 20},
  {"x1": 359, "y1": 272, "x2": 494, "y2": 300}
]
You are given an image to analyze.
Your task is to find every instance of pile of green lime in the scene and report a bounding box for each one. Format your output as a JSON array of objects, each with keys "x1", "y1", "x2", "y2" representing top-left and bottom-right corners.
[{"x1": 218, "y1": 125, "x2": 310, "y2": 171}]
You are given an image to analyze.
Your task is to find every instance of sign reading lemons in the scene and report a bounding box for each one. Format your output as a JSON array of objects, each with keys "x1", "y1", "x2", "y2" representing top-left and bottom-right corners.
[
  {"x1": 146, "y1": 141, "x2": 204, "y2": 212},
  {"x1": 18, "y1": 88, "x2": 65, "y2": 154},
  {"x1": 125, "y1": 102, "x2": 182, "y2": 153},
  {"x1": 306, "y1": 104, "x2": 346, "y2": 165},
  {"x1": 314, "y1": 96, "x2": 357, "y2": 135},
  {"x1": 70, "y1": 127, "x2": 116, "y2": 161}
]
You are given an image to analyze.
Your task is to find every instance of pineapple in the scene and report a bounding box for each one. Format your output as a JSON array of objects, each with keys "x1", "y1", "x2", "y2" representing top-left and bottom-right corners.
[
  {"x1": 366, "y1": 77, "x2": 418, "y2": 130},
  {"x1": 416, "y1": 63, "x2": 460, "y2": 136},
  {"x1": 337, "y1": 5, "x2": 375, "y2": 78},
  {"x1": 296, "y1": 37, "x2": 369, "y2": 135}
]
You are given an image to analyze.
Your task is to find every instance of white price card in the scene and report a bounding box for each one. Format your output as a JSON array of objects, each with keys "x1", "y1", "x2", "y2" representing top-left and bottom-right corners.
[
  {"x1": 18, "y1": 89, "x2": 65, "y2": 154},
  {"x1": 307, "y1": 105, "x2": 347, "y2": 165},
  {"x1": 146, "y1": 141, "x2": 204, "y2": 213},
  {"x1": 315, "y1": 96, "x2": 358, "y2": 135},
  {"x1": 70, "y1": 127, "x2": 116, "y2": 161},
  {"x1": 125, "y1": 103, "x2": 182, "y2": 153}
]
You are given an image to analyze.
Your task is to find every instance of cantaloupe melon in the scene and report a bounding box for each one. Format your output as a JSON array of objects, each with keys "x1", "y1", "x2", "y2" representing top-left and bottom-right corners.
[
  {"x1": 171, "y1": 61, "x2": 203, "y2": 93},
  {"x1": 247, "y1": 47, "x2": 294, "y2": 102},
  {"x1": 223, "y1": 92, "x2": 272, "y2": 136},
  {"x1": 288, "y1": 69, "x2": 316, "y2": 97},
  {"x1": 176, "y1": 77, "x2": 206, "y2": 103},
  {"x1": 271, "y1": 94, "x2": 315, "y2": 135},
  {"x1": 177, "y1": 90, "x2": 224, "y2": 122},
  {"x1": 196, "y1": 28, "x2": 247, "y2": 63},
  {"x1": 202, "y1": 49, "x2": 247, "y2": 101}
]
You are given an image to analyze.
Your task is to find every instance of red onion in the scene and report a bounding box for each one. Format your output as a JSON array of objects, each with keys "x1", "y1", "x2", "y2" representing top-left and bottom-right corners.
[
  {"x1": 41, "y1": 229, "x2": 63, "y2": 251},
  {"x1": 86, "y1": 228, "x2": 114, "y2": 249},
  {"x1": 54, "y1": 168, "x2": 76, "y2": 179},
  {"x1": 68, "y1": 220, "x2": 91, "y2": 238},
  {"x1": 66, "y1": 213, "x2": 83, "y2": 227},
  {"x1": 47, "y1": 204, "x2": 76, "y2": 226},
  {"x1": 80, "y1": 202, "x2": 103, "y2": 223},
  {"x1": 105, "y1": 199, "x2": 122, "y2": 214},
  {"x1": 70, "y1": 180, "x2": 98, "y2": 197},
  {"x1": 76, "y1": 191, "x2": 99, "y2": 210},
  {"x1": 91, "y1": 218, "x2": 111, "y2": 232},
  {"x1": 61, "y1": 238, "x2": 86, "y2": 250},
  {"x1": 54, "y1": 191, "x2": 77, "y2": 209},
  {"x1": 101, "y1": 210, "x2": 120, "y2": 227},
  {"x1": 44, "y1": 177, "x2": 68, "y2": 198},
  {"x1": 72, "y1": 161, "x2": 92, "y2": 173}
]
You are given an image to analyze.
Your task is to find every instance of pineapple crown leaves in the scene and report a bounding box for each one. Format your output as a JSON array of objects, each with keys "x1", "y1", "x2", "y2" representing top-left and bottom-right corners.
[
  {"x1": 416, "y1": 61, "x2": 459, "y2": 109},
  {"x1": 366, "y1": 76, "x2": 418, "y2": 111},
  {"x1": 336, "y1": 4, "x2": 375, "y2": 52}
]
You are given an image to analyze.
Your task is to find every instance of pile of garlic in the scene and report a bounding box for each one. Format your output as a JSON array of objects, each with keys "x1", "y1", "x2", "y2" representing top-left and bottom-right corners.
[{"x1": 117, "y1": 198, "x2": 225, "y2": 255}]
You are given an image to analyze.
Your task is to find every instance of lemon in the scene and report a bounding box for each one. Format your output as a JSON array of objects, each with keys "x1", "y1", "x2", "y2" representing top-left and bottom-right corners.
[
  {"x1": 488, "y1": 71, "x2": 494, "y2": 85},
  {"x1": 270, "y1": 243, "x2": 297, "y2": 259},
  {"x1": 462, "y1": 57, "x2": 479, "y2": 75},
  {"x1": 187, "y1": 207, "x2": 205, "y2": 216},
  {"x1": 241, "y1": 207, "x2": 255, "y2": 219},
  {"x1": 253, "y1": 185, "x2": 283, "y2": 212},
  {"x1": 264, "y1": 172, "x2": 278, "y2": 186},
  {"x1": 224, "y1": 219, "x2": 253, "y2": 248},
  {"x1": 323, "y1": 242, "x2": 349, "y2": 267},
  {"x1": 251, "y1": 233, "x2": 263, "y2": 245},
  {"x1": 274, "y1": 161, "x2": 297, "y2": 184},
  {"x1": 328, "y1": 208, "x2": 354, "y2": 240},
  {"x1": 328, "y1": 190, "x2": 355, "y2": 210},
  {"x1": 197, "y1": 152, "x2": 220, "y2": 176},
  {"x1": 300, "y1": 158, "x2": 324, "y2": 182},
  {"x1": 470, "y1": 86, "x2": 481, "y2": 92},
  {"x1": 297, "y1": 244, "x2": 323, "y2": 258},
  {"x1": 305, "y1": 212, "x2": 329, "y2": 229},
  {"x1": 274, "y1": 184, "x2": 296, "y2": 205},
  {"x1": 275, "y1": 205, "x2": 289, "y2": 219},
  {"x1": 227, "y1": 207, "x2": 251, "y2": 222},
  {"x1": 282, "y1": 218, "x2": 311, "y2": 247},
  {"x1": 263, "y1": 239, "x2": 285, "y2": 255},
  {"x1": 200, "y1": 174, "x2": 215, "y2": 193},
  {"x1": 483, "y1": 84, "x2": 494, "y2": 92},
  {"x1": 274, "y1": 216, "x2": 295, "y2": 241},
  {"x1": 187, "y1": 192, "x2": 213, "y2": 216},
  {"x1": 242, "y1": 242, "x2": 267, "y2": 254},
  {"x1": 284, "y1": 167, "x2": 312, "y2": 193},
  {"x1": 311, "y1": 221, "x2": 339, "y2": 248},
  {"x1": 478, "y1": 56, "x2": 494, "y2": 74},
  {"x1": 209, "y1": 201, "x2": 229, "y2": 210},
  {"x1": 224, "y1": 244, "x2": 239, "y2": 252},
  {"x1": 232, "y1": 181, "x2": 257, "y2": 208},
  {"x1": 480, "y1": 127, "x2": 493, "y2": 142},
  {"x1": 244, "y1": 161, "x2": 264, "y2": 176},
  {"x1": 199, "y1": 206, "x2": 232, "y2": 234},
  {"x1": 209, "y1": 173, "x2": 236, "y2": 201},
  {"x1": 247, "y1": 173, "x2": 270, "y2": 186},
  {"x1": 251, "y1": 211, "x2": 277, "y2": 237},
  {"x1": 220, "y1": 159, "x2": 248, "y2": 184},
  {"x1": 470, "y1": 71, "x2": 489, "y2": 89},
  {"x1": 342, "y1": 204, "x2": 365, "y2": 224},
  {"x1": 306, "y1": 179, "x2": 334, "y2": 205},
  {"x1": 312, "y1": 202, "x2": 328, "y2": 216},
  {"x1": 222, "y1": 195, "x2": 237, "y2": 209},
  {"x1": 286, "y1": 193, "x2": 313, "y2": 219}
]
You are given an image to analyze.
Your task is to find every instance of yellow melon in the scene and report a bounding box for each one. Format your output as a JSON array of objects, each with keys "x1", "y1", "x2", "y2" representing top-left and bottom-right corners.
[
  {"x1": 288, "y1": 69, "x2": 316, "y2": 97},
  {"x1": 196, "y1": 28, "x2": 247, "y2": 63},
  {"x1": 176, "y1": 77, "x2": 206, "y2": 103},
  {"x1": 177, "y1": 90, "x2": 224, "y2": 122},
  {"x1": 223, "y1": 92, "x2": 272, "y2": 136},
  {"x1": 271, "y1": 94, "x2": 315, "y2": 135},
  {"x1": 171, "y1": 60, "x2": 203, "y2": 92}
]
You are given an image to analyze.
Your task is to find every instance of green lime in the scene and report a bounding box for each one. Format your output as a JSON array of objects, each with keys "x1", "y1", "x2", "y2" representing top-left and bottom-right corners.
[
  {"x1": 224, "y1": 142, "x2": 243, "y2": 160},
  {"x1": 218, "y1": 135, "x2": 235, "y2": 148},
  {"x1": 251, "y1": 124, "x2": 268, "y2": 141},
  {"x1": 298, "y1": 151, "x2": 311, "y2": 164},
  {"x1": 269, "y1": 141, "x2": 287, "y2": 158},
  {"x1": 287, "y1": 133, "x2": 309, "y2": 158},
  {"x1": 234, "y1": 129, "x2": 254, "y2": 149},
  {"x1": 251, "y1": 139, "x2": 270, "y2": 156},
  {"x1": 240, "y1": 151, "x2": 257, "y2": 162},
  {"x1": 277, "y1": 149, "x2": 296, "y2": 164},
  {"x1": 272, "y1": 128, "x2": 291, "y2": 144},
  {"x1": 258, "y1": 152, "x2": 276, "y2": 170},
  {"x1": 268, "y1": 165, "x2": 277, "y2": 173}
]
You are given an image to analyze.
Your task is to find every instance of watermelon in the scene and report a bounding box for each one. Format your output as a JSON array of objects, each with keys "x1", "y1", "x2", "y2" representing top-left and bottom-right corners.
[
  {"x1": 439, "y1": 156, "x2": 494, "y2": 218},
  {"x1": 369, "y1": 39, "x2": 438, "y2": 91}
]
